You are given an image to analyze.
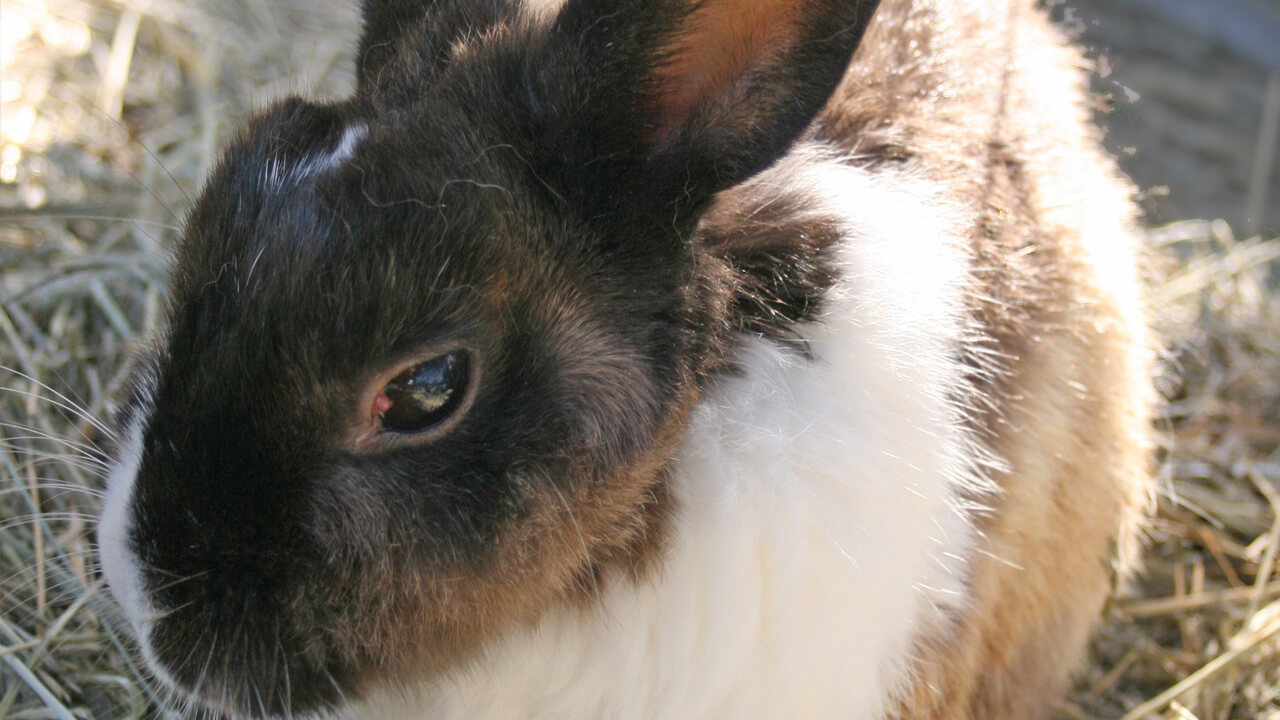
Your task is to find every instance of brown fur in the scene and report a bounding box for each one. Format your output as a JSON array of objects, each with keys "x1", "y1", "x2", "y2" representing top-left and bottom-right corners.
[
  {"x1": 813, "y1": 1, "x2": 1152, "y2": 717},
  {"x1": 467, "y1": 2, "x2": 1153, "y2": 714},
  {"x1": 307, "y1": 245, "x2": 707, "y2": 696},
  {"x1": 110, "y1": 0, "x2": 1150, "y2": 714}
]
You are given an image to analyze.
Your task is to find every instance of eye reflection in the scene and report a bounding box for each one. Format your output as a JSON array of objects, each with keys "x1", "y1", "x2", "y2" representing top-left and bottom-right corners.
[{"x1": 377, "y1": 351, "x2": 470, "y2": 434}]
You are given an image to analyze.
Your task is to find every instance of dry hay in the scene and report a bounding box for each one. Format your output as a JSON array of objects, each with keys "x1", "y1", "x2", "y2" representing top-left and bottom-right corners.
[{"x1": 0, "y1": 1, "x2": 1277, "y2": 718}]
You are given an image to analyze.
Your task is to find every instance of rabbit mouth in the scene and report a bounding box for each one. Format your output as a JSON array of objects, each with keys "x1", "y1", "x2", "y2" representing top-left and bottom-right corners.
[
  {"x1": 116, "y1": 475, "x2": 678, "y2": 720},
  {"x1": 97, "y1": 372, "x2": 355, "y2": 718},
  {"x1": 100, "y1": 397, "x2": 683, "y2": 720}
]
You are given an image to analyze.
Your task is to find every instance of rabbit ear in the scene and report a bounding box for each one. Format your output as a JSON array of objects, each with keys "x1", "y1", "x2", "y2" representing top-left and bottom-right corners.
[{"x1": 527, "y1": 0, "x2": 880, "y2": 219}]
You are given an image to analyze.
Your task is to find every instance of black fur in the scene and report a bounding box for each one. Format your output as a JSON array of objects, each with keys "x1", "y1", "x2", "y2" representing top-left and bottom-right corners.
[{"x1": 117, "y1": 0, "x2": 880, "y2": 715}]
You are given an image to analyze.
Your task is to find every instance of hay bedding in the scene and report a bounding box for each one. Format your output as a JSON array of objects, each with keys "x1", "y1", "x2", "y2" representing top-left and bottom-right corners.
[{"x1": 0, "y1": 1, "x2": 1276, "y2": 717}]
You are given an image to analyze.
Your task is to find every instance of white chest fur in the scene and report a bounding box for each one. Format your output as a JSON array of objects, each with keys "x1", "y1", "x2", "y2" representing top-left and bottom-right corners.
[{"x1": 346, "y1": 156, "x2": 987, "y2": 720}]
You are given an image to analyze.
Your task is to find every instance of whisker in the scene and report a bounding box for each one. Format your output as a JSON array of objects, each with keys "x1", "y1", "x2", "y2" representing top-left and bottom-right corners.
[
  {"x1": 134, "y1": 596, "x2": 200, "y2": 626},
  {"x1": 0, "y1": 510, "x2": 101, "y2": 527},
  {"x1": 0, "y1": 449, "x2": 108, "y2": 479},
  {"x1": 1, "y1": 445, "x2": 110, "y2": 475},
  {"x1": 0, "y1": 514, "x2": 102, "y2": 543},
  {"x1": 37, "y1": 110, "x2": 182, "y2": 229},
  {"x1": 0, "y1": 364, "x2": 113, "y2": 432},
  {"x1": 0, "y1": 507, "x2": 99, "y2": 517},
  {"x1": 94, "y1": 609, "x2": 170, "y2": 711},
  {"x1": 1, "y1": 489, "x2": 103, "y2": 564},
  {"x1": 0, "y1": 573, "x2": 104, "y2": 623},
  {"x1": 548, "y1": 480, "x2": 599, "y2": 599},
  {"x1": 323, "y1": 668, "x2": 352, "y2": 719},
  {"x1": 11, "y1": 577, "x2": 103, "y2": 663},
  {"x1": 0, "y1": 372, "x2": 115, "y2": 441},
  {"x1": 279, "y1": 624, "x2": 294, "y2": 720},
  {"x1": 0, "y1": 538, "x2": 102, "y2": 561},
  {"x1": 0, "y1": 482, "x2": 106, "y2": 501},
  {"x1": 151, "y1": 571, "x2": 210, "y2": 595},
  {"x1": 5, "y1": 466, "x2": 108, "y2": 489},
  {"x1": 252, "y1": 673, "x2": 269, "y2": 720},
  {"x1": 6, "y1": 457, "x2": 110, "y2": 482},
  {"x1": 0, "y1": 421, "x2": 108, "y2": 458},
  {"x1": 138, "y1": 562, "x2": 207, "y2": 583},
  {"x1": 195, "y1": 630, "x2": 220, "y2": 718},
  {"x1": 0, "y1": 210, "x2": 182, "y2": 233},
  {"x1": 82, "y1": 96, "x2": 194, "y2": 209},
  {"x1": 2, "y1": 571, "x2": 98, "y2": 606}
]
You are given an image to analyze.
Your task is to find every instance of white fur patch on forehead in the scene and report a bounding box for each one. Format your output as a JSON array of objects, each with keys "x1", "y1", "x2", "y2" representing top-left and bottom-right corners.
[
  {"x1": 300, "y1": 122, "x2": 368, "y2": 177},
  {"x1": 264, "y1": 122, "x2": 369, "y2": 190},
  {"x1": 330, "y1": 123, "x2": 368, "y2": 164}
]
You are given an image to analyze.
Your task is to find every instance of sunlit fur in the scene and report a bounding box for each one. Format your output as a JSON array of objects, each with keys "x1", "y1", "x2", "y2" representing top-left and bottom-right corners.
[
  {"x1": 344, "y1": 153, "x2": 987, "y2": 719},
  {"x1": 97, "y1": 0, "x2": 1153, "y2": 718}
]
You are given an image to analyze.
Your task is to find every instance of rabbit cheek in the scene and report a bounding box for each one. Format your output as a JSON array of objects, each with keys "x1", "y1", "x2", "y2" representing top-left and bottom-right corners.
[{"x1": 304, "y1": 344, "x2": 688, "y2": 694}]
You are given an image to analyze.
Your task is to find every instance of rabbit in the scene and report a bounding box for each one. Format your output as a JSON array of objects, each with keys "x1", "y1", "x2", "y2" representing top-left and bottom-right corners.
[{"x1": 95, "y1": 0, "x2": 1154, "y2": 718}]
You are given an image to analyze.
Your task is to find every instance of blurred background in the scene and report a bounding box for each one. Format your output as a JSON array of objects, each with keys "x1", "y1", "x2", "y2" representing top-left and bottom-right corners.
[
  {"x1": 0, "y1": 0, "x2": 1277, "y2": 718},
  {"x1": 1067, "y1": 0, "x2": 1280, "y2": 235}
]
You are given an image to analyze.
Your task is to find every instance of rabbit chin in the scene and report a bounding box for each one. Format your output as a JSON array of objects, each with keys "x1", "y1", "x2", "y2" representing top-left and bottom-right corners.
[{"x1": 341, "y1": 151, "x2": 992, "y2": 720}]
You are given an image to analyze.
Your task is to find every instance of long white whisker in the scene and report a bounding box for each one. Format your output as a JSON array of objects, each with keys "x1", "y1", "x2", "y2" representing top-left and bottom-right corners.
[
  {"x1": 1, "y1": 446, "x2": 110, "y2": 475},
  {"x1": 0, "y1": 377, "x2": 114, "y2": 441},
  {"x1": 1, "y1": 511, "x2": 102, "y2": 533},
  {"x1": 323, "y1": 668, "x2": 352, "y2": 718},
  {"x1": 81, "y1": 99, "x2": 194, "y2": 209},
  {"x1": 0, "y1": 421, "x2": 108, "y2": 457},
  {"x1": 0, "y1": 212, "x2": 182, "y2": 233},
  {"x1": 0, "y1": 482, "x2": 105, "y2": 501},
  {"x1": 279, "y1": 625, "x2": 294, "y2": 720}
]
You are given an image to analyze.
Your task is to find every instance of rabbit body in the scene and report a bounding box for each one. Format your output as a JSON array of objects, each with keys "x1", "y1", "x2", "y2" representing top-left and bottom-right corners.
[{"x1": 97, "y1": 1, "x2": 1152, "y2": 718}]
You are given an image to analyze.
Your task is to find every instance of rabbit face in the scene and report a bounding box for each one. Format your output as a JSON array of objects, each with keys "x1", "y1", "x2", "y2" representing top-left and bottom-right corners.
[
  {"x1": 98, "y1": 0, "x2": 882, "y2": 714},
  {"x1": 101, "y1": 102, "x2": 704, "y2": 715}
]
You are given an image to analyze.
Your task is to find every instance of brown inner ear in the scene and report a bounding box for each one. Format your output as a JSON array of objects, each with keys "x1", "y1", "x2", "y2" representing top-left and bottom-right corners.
[{"x1": 653, "y1": 0, "x2": 803, "y2": 141}]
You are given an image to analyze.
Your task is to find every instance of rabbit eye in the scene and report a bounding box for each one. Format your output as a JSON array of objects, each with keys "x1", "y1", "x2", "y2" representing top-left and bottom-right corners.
[{"x1": 376, "y1": 351, "x2": 470, "y2": 434}]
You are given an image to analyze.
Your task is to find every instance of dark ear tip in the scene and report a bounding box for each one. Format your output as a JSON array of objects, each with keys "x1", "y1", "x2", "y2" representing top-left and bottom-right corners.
[{"x1": 530, "y1": 0, "x2": 882, "y2": 219}]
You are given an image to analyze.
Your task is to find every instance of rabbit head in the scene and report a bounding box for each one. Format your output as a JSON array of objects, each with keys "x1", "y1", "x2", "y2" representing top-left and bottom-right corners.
[{"x1": 97, "y1": 0, "x2": 881, "y2": 715}]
